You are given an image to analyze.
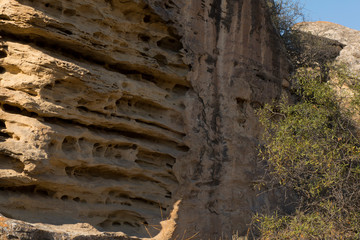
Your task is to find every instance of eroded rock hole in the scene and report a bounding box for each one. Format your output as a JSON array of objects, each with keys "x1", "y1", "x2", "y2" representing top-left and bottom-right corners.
[
  {"x1": 0, "y1": 130, "x2": 11, "y2": 142},
  {"x1": 93, "y1": 143, "x2": 105, "y2": 157},
  {"x1": 62, "y1": 136, "x2": 78, "y2": 152},
  {"x1": 154, "y1": 54, "x2": 168, "y2": 66},
  {"x1": 65, "y1": 166, "x2": 74, "y2": 176},
  {"x1": 0, "y1": 14, "x2": 10, "y2": 20},
  {"x1": 172, "y1": 84, "x2": 190, "y2": 95},
  {"x1": 77, "y1": 106, "x2": 88, "y2": 112},
  {"x1": 164, "y1": 3, "x2": 172, "y2": 9},
  {"x1": 2, "y1": 104, "x2": 38, "y2": 117},
  {"x1": 141, "y1": 73, "x2": 156, "y2": 83},
  {"x1": 256, "y1": 73, "x2": 266, "y2": 81},
  {"x1": 138, "y1": 34, "x2": 150, "y2": 42},
  {"x1": 0, "y1": 120, "x2": 5, "y2": 130},
  {"x1": 0, "y1": 153, "x2": 24, "y2": 172},
  {"x1": 143, "y1": 15, "x2": 151, "y2": 23},
  {"x1": 157, "y1": 36, "x2": 183, "y2": 52},
  {"x1": 165, "y1": 191, "x2": 172, "y2": 198},
  {"x1": 236, "y1": 98, "x2": 246, "y2": 111},
  {"x1": 0, "y1": 50, "x2": 7, "y2": 58},
  {"x1": 2, "y1": 104, "x2": 22, "y2": 114},
  {"x1": 61, "y1": 195, "x2": 69, "y2": 200},
  {"x1": 0, "y1": 66, "x2": 5, "y2": 74},
  {"x1": 236, "y1": 98, "x2": 247, "y2": 126},
  {"x1": 43, "y1": 84, "x2": 53, "y2": 90},
  {"x1": 176, "y1": 145, "x2": 190, "y2": 152}
]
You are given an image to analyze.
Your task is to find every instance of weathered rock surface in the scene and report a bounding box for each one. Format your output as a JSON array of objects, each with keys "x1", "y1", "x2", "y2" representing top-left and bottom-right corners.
[
  {"x1": 296, "y1": 21, "x2": 360, "y2": 74},
  {"x1": 0, "y1": 0, "x2": 290, "y2": 239}
]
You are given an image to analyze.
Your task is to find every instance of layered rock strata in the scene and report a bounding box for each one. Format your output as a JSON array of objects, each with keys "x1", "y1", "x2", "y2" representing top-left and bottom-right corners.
[{"x1": 0, "y1": 0, "x2": 290, "y2": 239}]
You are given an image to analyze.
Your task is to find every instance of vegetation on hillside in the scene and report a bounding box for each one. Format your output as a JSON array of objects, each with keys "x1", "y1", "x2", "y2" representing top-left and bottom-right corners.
[
  {"x1": 253, "y1": 65, "x2": 360, "y2": 239},
  {"x1": 251, "y1": 0, "x2": 360, "y2": 239}
]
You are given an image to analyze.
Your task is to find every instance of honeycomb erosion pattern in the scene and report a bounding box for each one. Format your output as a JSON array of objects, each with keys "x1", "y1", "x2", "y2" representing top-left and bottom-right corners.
[
  {"x1": 0, "y1": 0, "x2": 189, "y2": 237},
  {"x1": 0, "y1": 0, "x2": 291, "y2": 239}
]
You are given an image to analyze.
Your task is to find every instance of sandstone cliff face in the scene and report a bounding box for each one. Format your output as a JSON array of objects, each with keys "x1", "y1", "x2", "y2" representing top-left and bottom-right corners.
[{"x1": 0, "y1": 0, "x2": 289, "y2": 239}]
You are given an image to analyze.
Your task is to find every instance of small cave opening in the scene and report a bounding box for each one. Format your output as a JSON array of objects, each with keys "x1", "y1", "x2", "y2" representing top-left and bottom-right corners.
[
  {"x1": 157, "y1": 37, "x2": 183, "y2": 52},
  {"x1": 143, "y1": 15, "x2": 151, "y2": 23},
  {"x1": 138, "y1": 34, "x2": 150, "y2": 42},
  {"x1": 0, "y1": 50, "x2": 7, "y2": 58}
]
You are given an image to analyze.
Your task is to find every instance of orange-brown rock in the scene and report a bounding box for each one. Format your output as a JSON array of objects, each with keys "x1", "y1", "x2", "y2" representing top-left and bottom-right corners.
[{"x1": 0, "y1": 0, "x2": 290, "y2": 239}]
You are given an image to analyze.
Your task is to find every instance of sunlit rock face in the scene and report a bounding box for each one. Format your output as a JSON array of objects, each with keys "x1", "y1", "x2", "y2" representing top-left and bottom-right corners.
[
  {"x1": 0, "y1": 0, "x2": 289, "y2": 239},
  {"x1": 296, "y1": 21, "x2": 360, "y2": 73}
]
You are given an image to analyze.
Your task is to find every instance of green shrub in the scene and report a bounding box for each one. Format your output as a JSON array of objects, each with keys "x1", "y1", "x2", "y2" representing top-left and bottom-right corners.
[{"x1": 254, "y1": 65, "x2": 360, "y2": 239}]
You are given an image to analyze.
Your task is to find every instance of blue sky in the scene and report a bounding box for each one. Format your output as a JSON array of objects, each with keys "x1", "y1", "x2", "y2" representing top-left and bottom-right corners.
[{"x1": 299, "y1": 0, "x2": 360, "y2": 30}]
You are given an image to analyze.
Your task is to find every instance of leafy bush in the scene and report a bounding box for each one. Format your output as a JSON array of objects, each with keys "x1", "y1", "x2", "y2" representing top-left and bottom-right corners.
[
  {"x1": 267, "y1": 0, "x2": 344, "y2": 70},
  {"x1": 252, "y1": 2, "x2": 360, "y2": 238},
  {"x1": 254, "y1": 65, "x2": 360, "y2": 239},
  {"x1": 266, "y1": 0, "x2": 305, "y2": 66},
  {"x1": 267, "y1": 0, "x2": 304, "y2": 37}
]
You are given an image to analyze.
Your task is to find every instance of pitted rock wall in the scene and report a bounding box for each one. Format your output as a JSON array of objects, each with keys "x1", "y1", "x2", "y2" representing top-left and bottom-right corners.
[
  {"x1": 167, "y1": 1, "x2": 290, "y2": 238},
  {"x1": 0, "y1": 0, "x2": 290, "y2": 239}
]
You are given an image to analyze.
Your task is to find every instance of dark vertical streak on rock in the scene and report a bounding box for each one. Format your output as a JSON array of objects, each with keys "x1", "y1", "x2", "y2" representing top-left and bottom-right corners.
[
  {"x1": 271, "y1": 34, "x2": 281, "y2": 78},
  {"x1": 250, "y1": 0, "x2": 261, "y2": 35},
  {"x1": 222, "y1": 0, "x2": 233, "y2": 32},
  {"x1": 209, "y1": 0, "x2": 222, "y2": 39}
]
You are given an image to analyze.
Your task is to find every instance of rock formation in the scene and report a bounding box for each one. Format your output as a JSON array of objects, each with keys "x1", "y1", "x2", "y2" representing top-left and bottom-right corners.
[
  {"x1": 296, "y1": 22, "x2": 360, "y2": 126},
  {"x1": 295, "y1": 21, "x2": 360, "y2": 74},
  {"x1": 0, "y1": 0, "x2": 290, "y2": 239}
]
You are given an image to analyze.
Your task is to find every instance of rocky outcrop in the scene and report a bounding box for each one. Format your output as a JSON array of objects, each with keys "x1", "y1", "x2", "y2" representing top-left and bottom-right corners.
[
  {"x1": 295, "y1": 21, "x2": 360, "y2": 74},
  {"x1": 295, "y1": 21, "x2": 360, "y2": 135},
  {"x1": 0, "y1": 0, "x2": 290, "y2": 239}
]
